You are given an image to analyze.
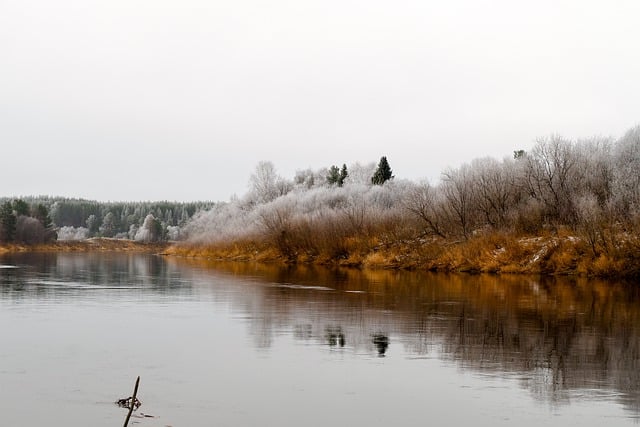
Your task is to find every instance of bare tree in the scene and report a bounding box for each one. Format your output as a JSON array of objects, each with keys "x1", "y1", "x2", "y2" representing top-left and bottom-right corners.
[
  {"x1": 15, "y1": 216, "x2": 45, "y2": 244},
  {"x1": 612, "y1": 125, "x2": 640, "y2": 219},
  {"x1": 577, "y1": 137, "x2": 613, "y2": 207},
  {"x1": 403, "y1": 181, "x2": 447, "y2": 238},
  {"x1": 523, "y1": 135, "x2": 581, "y2": 225},
  {"x1": 441, "y1": 164, "x2": 476, "y2": 239},
  {"x1": 470, "y1": 157, "x2": 517, "y2": 229}
]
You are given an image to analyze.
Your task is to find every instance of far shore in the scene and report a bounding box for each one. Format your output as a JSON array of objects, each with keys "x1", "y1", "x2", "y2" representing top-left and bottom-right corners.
[
  {"x1": 0, "y1": 237, "x2": 170, "y2": 255},
  {"x1": 2, "y1": 234, "x2": 639, "y2": 280}
]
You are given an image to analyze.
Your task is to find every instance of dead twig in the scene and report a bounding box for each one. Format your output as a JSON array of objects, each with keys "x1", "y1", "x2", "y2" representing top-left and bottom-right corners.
[{"x1": 123, "y1": 376, "x2": 140, "y2": 427}]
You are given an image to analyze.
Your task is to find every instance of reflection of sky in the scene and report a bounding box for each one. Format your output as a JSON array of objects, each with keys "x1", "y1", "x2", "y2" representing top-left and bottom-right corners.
[{"x1": 0, "y1": 254, "x2": 639, "y2": 426}]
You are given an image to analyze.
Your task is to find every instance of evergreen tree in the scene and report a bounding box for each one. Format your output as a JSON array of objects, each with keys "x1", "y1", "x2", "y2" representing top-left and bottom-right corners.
[
  {"x1": 12, "y1": 199, "x2": 29, "y2": 217},
  {"x1": 0, "y1": 201, "x2": 16, "y2": 242},
  {"x1": 371, "y1": 156, "x2": 393, "y2": 185},
  {"x1": 34, "y1": 204, "x2": 53, "y2": 229},
  {"x1": 338, "y1": 164, "x2": 348, "y2": 186},
  {"x1": 326, "y1": 165, "x2": 341, "y2": 186},
  {"x1": 34, "y1": 204, "x2": 57, "y2": 242}
]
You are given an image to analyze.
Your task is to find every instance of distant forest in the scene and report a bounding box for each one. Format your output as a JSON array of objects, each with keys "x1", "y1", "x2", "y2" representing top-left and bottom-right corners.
[{"x1": 0, "y1": 197, "x2": 215, "y2": 244}]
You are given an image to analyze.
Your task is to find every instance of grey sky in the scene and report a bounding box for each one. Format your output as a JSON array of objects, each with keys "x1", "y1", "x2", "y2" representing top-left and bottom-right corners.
[{"x1": 1, "y1": 0, "x2": 639, "y2": 202}]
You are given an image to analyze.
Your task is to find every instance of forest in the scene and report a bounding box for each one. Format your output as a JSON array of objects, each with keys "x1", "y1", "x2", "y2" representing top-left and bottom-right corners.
[
  {"x1": 172, "y1": 125, "x2": 640, "y2": 277},
  {"x1": 0, "y1": 197, "x2": 214, "y2": 244}
]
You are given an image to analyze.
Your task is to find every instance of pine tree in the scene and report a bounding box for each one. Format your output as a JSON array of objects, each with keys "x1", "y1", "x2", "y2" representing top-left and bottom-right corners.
[
  {"x1": 338, "y1": 164, "x2": 348, "y2": 186},
  {"x1": 371, "y1": 156, "x2": 393, "y2": 185},
  {"x1": 0, "y1": 201, "x2": 17, "y2": 242},
  {"x1": 34, "y1": 204, "x2": 57, "y2": 242},
  {"x1": 326, "y1": 165, "x2": 341, "y2": 186},
  {"x1": 12, "y1": 199, "x2": 29, "y2": 217},
  {"x1": 34, "y1": 204, "x2": 53, "y2": 229}
]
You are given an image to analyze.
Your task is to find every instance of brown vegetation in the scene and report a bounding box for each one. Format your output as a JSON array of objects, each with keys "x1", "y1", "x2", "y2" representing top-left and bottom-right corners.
[
  {"x1": 173, "y1": 126, "x2": 640, "y2": 279},
  {"x1": 166, "y1": 227, "x2": 640, "y2": 279},
  {"x1": 0, "y1": 237, "x2": 169, "y2": 255}
]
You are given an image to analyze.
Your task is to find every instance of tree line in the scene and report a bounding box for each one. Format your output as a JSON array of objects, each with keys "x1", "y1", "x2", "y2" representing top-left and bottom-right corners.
[
  {"x1": 0, "y1": 199, "x2": 56, "y2": 244},
  {"x1": 0, "y1": 197, "x2": 215, "y2": 244},
  {"x1": 183, "y1": 125, "x2": 640, "y2": 271}
]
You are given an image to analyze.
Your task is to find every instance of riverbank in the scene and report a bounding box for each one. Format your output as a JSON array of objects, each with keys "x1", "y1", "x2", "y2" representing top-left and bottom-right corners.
[
  {"x1": 2, "y1": 232, "x2": 638, "y2": 278},
  {"x1": 165, "y1": 230, "x2": 640, "y2": 279},
  {"x1": 0, "y1": 238, "x2": 170, "y2": 255}
]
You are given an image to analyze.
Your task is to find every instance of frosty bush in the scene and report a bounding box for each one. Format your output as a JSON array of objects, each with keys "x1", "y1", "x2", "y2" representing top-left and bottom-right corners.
[
  {"x1": 183, "y1": 125, "x2": 640, "y2": 256},
  {"x1": 57, "y1": 226, "x2": 90, "y2": 241}
]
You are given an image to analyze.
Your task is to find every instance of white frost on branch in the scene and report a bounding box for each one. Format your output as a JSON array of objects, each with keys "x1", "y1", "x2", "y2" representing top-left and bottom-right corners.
[{"x1": 57, "y1": 226, "x2": 89, "y2": 241}]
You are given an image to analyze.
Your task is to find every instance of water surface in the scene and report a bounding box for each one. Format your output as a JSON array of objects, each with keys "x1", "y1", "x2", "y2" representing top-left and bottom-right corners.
[{"x1": 1, "y1": 253, "x2": 639, "y2": 426}]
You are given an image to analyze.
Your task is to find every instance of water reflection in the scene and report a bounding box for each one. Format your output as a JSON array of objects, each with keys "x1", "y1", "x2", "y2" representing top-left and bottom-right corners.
[
  {"x1": 372, "y1": 333, "x2": 389, "y2": 357},
  {"x1": 0, "y1": 252, "x2": 192, "y2": 300},
  {"x1": 171, "y1": 258, "x2": 640, "y2": 414},
  {"x1": 326, "y1": 327, "x2": 346, "y2": 347},
  {"x1": 2, "y1": 253, "x2": 640, "y2": 420}
]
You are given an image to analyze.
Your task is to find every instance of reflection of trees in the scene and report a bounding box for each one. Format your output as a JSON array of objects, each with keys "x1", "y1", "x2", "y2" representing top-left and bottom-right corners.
[
  {"x1": 173, "y1": 259, "x2": 640, "y2": 413},
  {"x1": 372, "y1": 333, "x2": 389, "y2": 356},
  {"x1": 5, "y1": 253, "x2": 639, "y2": 413},
  {"x1": 0, "y1": 253, "x2": 191, "y2": 299},
  {"x1": 326, "y1": 327, "x2": 345, "y2": 347}
]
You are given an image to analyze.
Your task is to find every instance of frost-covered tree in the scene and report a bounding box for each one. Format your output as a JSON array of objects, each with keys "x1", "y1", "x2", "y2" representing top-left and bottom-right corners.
[
  {"x1": 57, "y1": 226, "x2": 89, "y2": 241},
  {"x1": 523, "y1": 136, "x2": 581, "y2": 224},
  {"x1": 470, "y1": 157, "x2": 516, "y2": 229},
  {"x1": 86, "y1": 214, "x2": 99, "y2": 235},
  {"x1": 403, "y1": 181, "x2": 447, "y2": 238},
  {"x1": 345, "y1": 162, "x2": 376, "y2": 186},
  {"x1": 249, "y1": 161, "x2": 292, "y2": 204},
  {"x1": 128, "y1": 224, "x2": 138, "y2": 240},
  {"x1": 577, "y1": 137, "x2": 613, "y2": 206},
  {"x1": 166, "y1": 225, "x2": 181, "y2": 241},
  {"x1": 99, "y1": 212, "x2": 116, "y2": 237},
  {"x1": 135, "y1": 214, "x2": 162, "y2": 243},
  {"x1": 371, "y1": 156, "x2": 393, "y2": 185},
  {"x1": 612, "y1": 125, "x2": 640, "y2": 217},
  {"x1": 441, "y1": 164, "x2": 476, "y2": 238},
  {"x1": 294, "y1": 168, "x2": 326, "y2": 189}
]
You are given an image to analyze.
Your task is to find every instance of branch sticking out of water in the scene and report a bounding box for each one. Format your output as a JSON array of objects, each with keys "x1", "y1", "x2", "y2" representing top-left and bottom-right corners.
[{"x1": 123, "y1": 376, "x2": 140, "y2": 427}]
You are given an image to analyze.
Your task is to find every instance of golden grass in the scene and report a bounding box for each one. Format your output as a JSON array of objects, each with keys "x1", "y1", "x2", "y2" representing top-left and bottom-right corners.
[
  {"x1": 167, "y1": 229, "x2": 640, "y2": 278},
  {"x1": 4, "y1": 229, "x2": 639, "y2": 278},
  {"x1": 0, "y1": 238, "x2": 169, "y2": 254}
]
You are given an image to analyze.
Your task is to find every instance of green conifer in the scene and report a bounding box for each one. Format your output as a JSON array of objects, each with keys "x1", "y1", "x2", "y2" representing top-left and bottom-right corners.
[{"x1": 371, "y1": 156, "x2": 393, "y2": 185}]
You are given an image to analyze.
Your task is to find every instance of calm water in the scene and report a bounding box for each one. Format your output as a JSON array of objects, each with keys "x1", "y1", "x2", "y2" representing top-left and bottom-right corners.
[{"x1": 1, "y1": 253, "x2": 639, "y2": 426}]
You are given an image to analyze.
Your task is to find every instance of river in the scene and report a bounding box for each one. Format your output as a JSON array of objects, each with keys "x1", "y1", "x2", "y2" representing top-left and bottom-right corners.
[{"x1": 1, "y1": 252, "x2": 639, "y2": 426}]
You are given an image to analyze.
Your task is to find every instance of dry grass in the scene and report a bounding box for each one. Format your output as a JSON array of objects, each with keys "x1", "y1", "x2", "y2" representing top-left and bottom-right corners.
[
  {"x1": 0, "y1": 238, "x2": 169, "y2": 254},
  {"x1": 5, "y1": 228, "x2": 638, "y2": 279}
]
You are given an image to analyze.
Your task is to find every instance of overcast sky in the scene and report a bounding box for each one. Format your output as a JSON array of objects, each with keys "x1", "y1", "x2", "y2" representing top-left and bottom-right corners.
[{"x1": 1, "y1": 0, "x2": 639, "y2": 202}]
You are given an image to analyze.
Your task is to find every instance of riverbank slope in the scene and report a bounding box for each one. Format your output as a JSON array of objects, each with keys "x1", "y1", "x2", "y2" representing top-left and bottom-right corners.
[
  {"x1": 0, "y1": 238, "x2": 170, "y2": 255},
  {"x1": 165, "y1": 230, "x2": 640, "y2": 279}
]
